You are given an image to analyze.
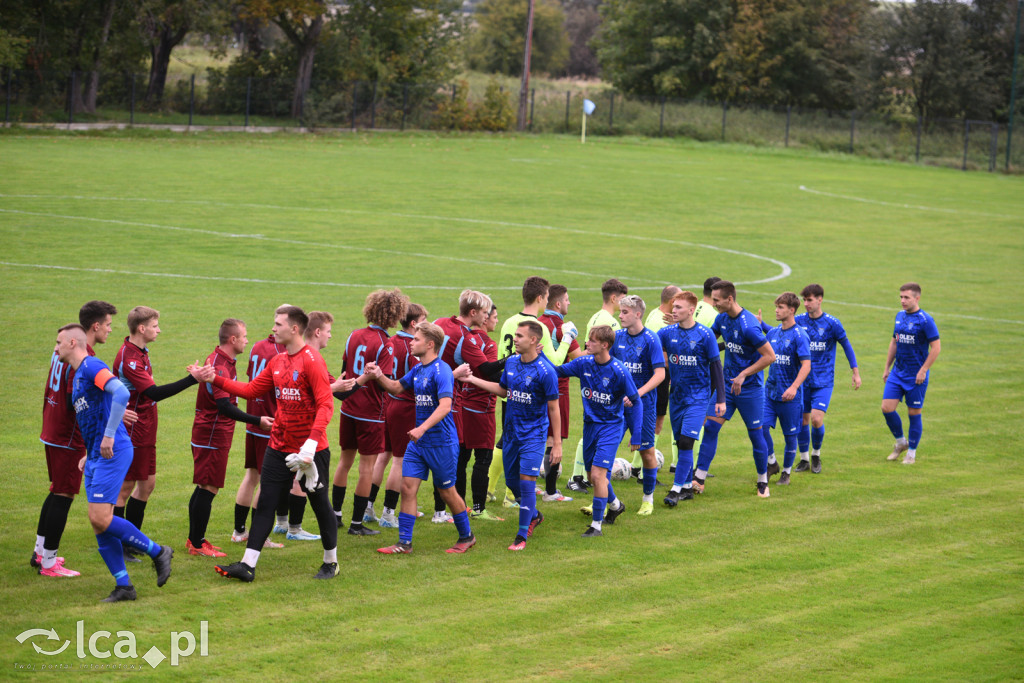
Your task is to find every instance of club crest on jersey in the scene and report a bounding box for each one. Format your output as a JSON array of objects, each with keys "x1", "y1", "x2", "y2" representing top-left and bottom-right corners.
[
  {"x1": 292, "y1": 370, "x2": 299, "y2": 381},
  {"x1": 689, "y1": 339, "x2": 697, "y2": 349},
  {"x1": 601, "y1": 377, "x2": 610, "y2": 387},
  {"x1": 523, "y1": 375, "x2": 533, "y2": 386},
  {"x1": 733, "y1": 331, "x2": 739, "y2": 339},
  {"x1": 128, "y1": 361, "x2": 136, "y2": 370}
]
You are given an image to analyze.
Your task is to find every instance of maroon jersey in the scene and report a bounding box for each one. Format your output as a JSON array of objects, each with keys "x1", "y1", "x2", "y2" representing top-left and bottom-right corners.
[
  {"x1": 378, "y1": 331, "x2": 418, "y2": 403},
  {"x1": 245, "y1": 334, "x2": 285, "y2": 438},
  {"x1": 40, "y1": 350, "x2": 87, "y2": 449},
  {"x1": 339, "y1": 325, "x2": 390, "y2": 423},
  {"x1": 213, "y1": 344, "x2": 333, "y2": 454},
  {"x1": 114, "y1": 337, "x2": 157, "y2": 445},
  {"x1": 191, "y1": 347, "x2": 239, "y2": 449},
  {"x1": 539, "y1": 311, "x2": 580, "y2": 394},
  {"x1": 434, "y1": 316, "x2": 489, "y2": 374},
  {"x1": 461, "y1": 329, "x2": 497, "y2": 413}
]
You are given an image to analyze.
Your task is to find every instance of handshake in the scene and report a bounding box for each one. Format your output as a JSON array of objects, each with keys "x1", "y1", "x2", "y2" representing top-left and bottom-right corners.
[{"x1": 285, "y1": 439, "x2": 322, "y2": 492}]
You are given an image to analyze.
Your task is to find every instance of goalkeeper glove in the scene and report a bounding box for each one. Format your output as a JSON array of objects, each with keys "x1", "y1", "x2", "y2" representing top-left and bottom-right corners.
[
  {"x1": 284, "y1": 438, "x2": 319, "y2": 471},
  {"x1": 561, "y1": 321, "x2": 578, "y2": 341}
]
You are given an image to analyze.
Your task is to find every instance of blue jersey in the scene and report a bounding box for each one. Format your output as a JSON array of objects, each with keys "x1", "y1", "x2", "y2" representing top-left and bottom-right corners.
[
  {"x1": 892, "y1": 309, "x2": 940, "y2": 378},
  {"x1": 658, "y1": 323, "x2": 720, "y2": 404},
  {"x1": 71, "y1": 356, "x2": 132, "y2": 459},
  {"x1": 795, "y1": 312, "x2": 854, "y2": 388},
  {"x1": 499, "y1": 354, "x2": 560, "y2": 438},
  {"x1": 612, "y1": 327, "x2": 665, "y2": 390},
  {"x1": 764, "y1": 324, "x2": 812, "y2": 401},
  {"x1": 399, "y1": 358, "x2": 457, "y2": 449},
  {"x1": 711, "y1": 309, "x2": 769, "y2": 387},
  {"x1": 556, "y1": 355, "x2": 640, "y2": 425}
]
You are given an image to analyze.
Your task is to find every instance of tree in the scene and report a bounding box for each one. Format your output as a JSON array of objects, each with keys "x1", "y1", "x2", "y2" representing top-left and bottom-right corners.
[
  {"x1": 563, "y1": 0, "x2": 601, "y2": 77},
  {"x1": 467, "y1": 0, "x2": 570, "y2": 76}
]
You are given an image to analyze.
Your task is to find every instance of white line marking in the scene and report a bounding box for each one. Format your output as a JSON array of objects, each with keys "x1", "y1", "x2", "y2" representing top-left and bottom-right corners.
[
  {"x1": 0, "y1": 193, "x2": 792, "y2": 285},
  {"x1": 798, "y1": 186, "x2": 1022, "y2": 221}
]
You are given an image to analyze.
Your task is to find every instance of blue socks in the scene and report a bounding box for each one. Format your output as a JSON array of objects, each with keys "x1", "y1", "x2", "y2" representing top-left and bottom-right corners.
[
  {"x1": 783, "y1": 434, "x2": 798, "y2": 469},
  {"x1": 908, "y1": 414, "x2": 922, "y2": 449},
  {"x1": 798, "y1": 423, "x2": 811, "y2": 452},
  {"x1": 762, "y1": 426, "x2": 775, "y2": 457},
  {"x1": 592, "y1": 496, "x2": 607, "y2": 525},
  {"x1": 811, "y1": 425, "x2": 825, "y2": 450},
  {"x1": 398, "y1": 511, "x2": 415, "y2": 544},
  {"x1": 749, "y1": 427, "x2": 768, "y2": 475},
  {"x1": 642, "y1": 467, "x2": 658, "y2": 496},
  {"x1": 674, "y1": 449, "x2": 694, "y2": 488},
  {"x1": 452, "y1": 510, "x2": 472, "y2": 539},
  {"x1": 695, "y1": 420, "x2": 722, "y2": 472},
  {"x1": 106, "y1": 515, "x2": 158, "y2": 558},
  {"x1": 96, "y1": 532, "x2": 132, "y2": 586},
  {"x1": 518, "y1": 481, "x2": 536, "y2": 539},
  {"x1": 884, "y1": 411, "x2": 903, "y2": 439}
]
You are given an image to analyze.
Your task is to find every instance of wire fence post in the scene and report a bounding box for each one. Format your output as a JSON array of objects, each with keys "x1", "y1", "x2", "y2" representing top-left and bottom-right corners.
[
  {"x1": 67, "y1": 71, "x2": 75, "y2": 126},
  {"x1": 6, "y1": 67, "x2": 12, "y2": 125},
  {"x1": 989, "y1": 122, "x2": 998, "y2": 172},
  {"x1": 962, "y1": 119, "x2": 970, "y2": 171},
  {"x1": 400, "y1": 84, "x2": 408, "y2": 131},
  {"x1": 565, "y1": 91, "x2": 570, "y2": 131},
  {"x1": 849, "y1": 111, "x2": 855, "y2": 153},
  {"x1": 915, "y1": 115, "x2": 922, "y2": 163},
  {"x1": 785, "y1": 104, "x2": 791, "y2": 147},
  {"x1": 128, "y1": 73, "x2": 135, "y2": 126},
  {"x1": 529, "y1": 88, "x2": 535, "y2": 131},
  {"x1": 244, "y1": 77, "x2": 251, "y2": 127},
  {"x1": 609, "y1": 92, "x2": 615, "y2": 128},
  {"x1": 721, "y1": 101, "x2": 727, "y2": 140},
  {"x1": 451, "y1": 83, "x2": 456, "y2": 102},
  {"x1": 659, "y1": 96, "x2": 665, "y2": 136},
  {"x1": 370, "y1": 80, "x2": 377, "y2": 129},
  {"x1": 188, "y1": 73, "x2": 195, "y2": 127},
  {"x1": 352, "y1": 82, "x2": 358, "y2": 130}
]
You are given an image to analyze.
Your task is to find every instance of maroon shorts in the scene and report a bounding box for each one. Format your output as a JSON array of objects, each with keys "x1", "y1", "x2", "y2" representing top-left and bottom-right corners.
[
  {"x1": 124, "y1": 444, "x2": 156, "y2": 481},
  {"x1": 192, "y1": 445, "x2": 230, "y2": 489},
  {"x1": 453, "y1": 408, "x2": 464, "y2": 444},
  {"x1": 462, "y1": 409, "x2": 496, "y2": 449},
  {"x1": 546, "y1": 392, "x2": 571, "y2": 439},
  {"x1": 339, "y1": 413, "x2": 385, "y2": 455},
  {"x1": 385, "y1": 399, "x2": 416, "y2": 458},
  {"x1": 45, "y1": 444, "x2": 85, "y2": 495},
  {"x1": 245, "y1": 433, "x2": 269, "y2": 472}
]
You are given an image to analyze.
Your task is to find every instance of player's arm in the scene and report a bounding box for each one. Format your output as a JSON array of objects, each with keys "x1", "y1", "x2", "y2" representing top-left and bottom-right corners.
[
  {"x1": 837, "y1": 335, "x2": 861, "y2": 389},
  {"x1": 624, "y1": 378, "x2": 644, "y2": 450},
  {"x1": 916, "y1": 339, "x2": 941, "y2": 384},
  {"x1": 547, "y1": 398, "x2": 562, "y2": 463},
  {"x1": 214, "y1": 397, "x2": 268, "y2": 428},
  {"x1": 883, "y1": 337, "x2": 898, "y2": 381},
  {"x1": 94, "y1": 369, "x2": 129, "y2": 459},
  {"x1": 457, "y1": 372, "x2": 508, "y2": 398},
  {"x1": 364, "y1": 362, "x2": 405, "y2": 396},
  {"x1": 546, "y1": 323, "x2": 578, "y2": 365},
  {"x1": 409, "y1": 396, "x2": 451, "y2": 443},
  {"x1": 555, "y1": 357, "x2": 582, "y2": 379},
  {"x1": 733, "y1": 341, "x2": 775, "y2": 395},
  {"x1": 709, "y1": 358, "x2": 727, "y2": 415},
  {"x1": 208, "y1": 363, "x2": 274, "y2": 400},
  {"x1": 461, "y1": 334, "x2": 505, "y2": 381},
  {"x1": 636, "y1": 366, "x2": 665, "y2": 399},
  {"x1": 141, "y1": 374, "x2": 199, "y2": 402},
  {"x1": 783, "y1": 359, "x2": 812, "y2": 402}
]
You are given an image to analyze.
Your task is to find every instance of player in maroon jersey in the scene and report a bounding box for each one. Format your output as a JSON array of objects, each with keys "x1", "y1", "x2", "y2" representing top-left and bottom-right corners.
[
  {"x1": 186, "y1": 319, "x2": 274, "y2": 558},
  {"x1": 114, "y1": 306, "x2": 200, "y2": 561},
  {"x1": 538, "y1": 285, "x2": 585, "y2": 501},
  {"x1": 192, "y1": 305, "x2": 339, "y2": 582},
  {"x1": 33, "y1": 300, "x2": 118, "y2": 577},
  {"x1": 369, "y1": 303, "x2": 428, "y2": 528},
  {"x1": 330, "y1": 289, "x2": 408, "y2": 537},
  {"x1": 458, "y1": 303, "x2": 503, "y2": 520}
]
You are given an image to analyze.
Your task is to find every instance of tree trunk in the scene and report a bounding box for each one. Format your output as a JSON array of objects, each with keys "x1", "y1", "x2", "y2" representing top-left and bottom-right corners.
[
  {"x1": 289, "y1": 15, "x2": 324, "y2": 119},
  {"x1": 82, "y1": 0, "x2": 117, "y2": 113},
  {"x1": 145, "y1": 24, "x2": 188, "y2": 105}
]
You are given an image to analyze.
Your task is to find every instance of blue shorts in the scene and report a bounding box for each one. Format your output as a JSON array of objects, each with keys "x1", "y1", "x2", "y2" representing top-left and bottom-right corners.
[
  {"x1": 883, "y1": 373, "x2": 928, "y2": 409},
  {"x1": 84, "y1": 445, "x2": 134, "y2": 504},
  {"x1": 669, "y1": 397, "x2": 708, "y2": 441},
  {"x1": 708, "y1": 386, "x2": 764, "y2": 430},
  {"x1": 403, "y1": 441, "x2": 459, "y2": 488},
  {"x1": 802, "y1": 385, "x2": 834, "y2": 414},
  {"x1": 764, "y1": 395, "x2": 803, "y2": 435},
  {"x1": 622, "y1": 393, "x2": 657, "y2": 450},
  {"x1": 583, "y1": 421, "x2": 624, "y2": 471},
  {"x1": 501, "y1": 434, "x2": 545, "y2": 481}
]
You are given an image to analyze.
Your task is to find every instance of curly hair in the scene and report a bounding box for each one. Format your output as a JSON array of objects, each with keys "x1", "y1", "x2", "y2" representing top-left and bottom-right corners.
[{"x1": 363, "y1": 288, "x2": 409, "y2": 329}]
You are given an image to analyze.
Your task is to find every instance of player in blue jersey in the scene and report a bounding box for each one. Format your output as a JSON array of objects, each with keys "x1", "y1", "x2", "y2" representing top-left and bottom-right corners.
[
  {"x1": 613, "y1": 295, "x2": 666, "y2": 516},
  {"x1": 882, "y1": 283, "x2": 941, "y2": 465},
  {"x1": 695, "y1": 280, "x2": 776, "y2": 498},
  {"x1": 56, "y1": 324, "x2": 172, "y2": 602},
  {"x1": 556, "y1": 325, "x2": 642, "y2": 537},
  {"x1": 794, "y1": 284, "x2": 860, "y2": 474},
  {"x1": 366, "y1": 322, "x2": 476, "y2": 555},
  {"x1": 759, "y1": 293, "x2": 812, "y2": 486},
  {"x1": 658, "y1": 291, "x2": 726, "y2": 506},
  {"x1": 456, "y1": 321, "x2": 561, "y2": 550}
]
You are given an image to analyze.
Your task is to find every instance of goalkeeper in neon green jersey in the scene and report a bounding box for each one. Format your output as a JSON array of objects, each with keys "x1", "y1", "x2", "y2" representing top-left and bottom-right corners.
[{"x1": 568, "y1": 278, "x2": 629, "y2": 493}]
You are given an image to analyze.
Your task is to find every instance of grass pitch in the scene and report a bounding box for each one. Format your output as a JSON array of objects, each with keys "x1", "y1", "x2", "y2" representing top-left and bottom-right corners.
[{"x1": 1, "y1": 129, "x2": 1022, "y2": 681}]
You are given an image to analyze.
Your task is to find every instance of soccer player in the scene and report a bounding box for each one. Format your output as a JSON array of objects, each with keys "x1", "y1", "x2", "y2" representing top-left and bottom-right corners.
[
  {"x1": 643, "y1": 285, "x2": 681, "y2": 474},
  {"x1": 368, "y1": 322, "x2": 477, "y2": 555},
  {"x1": 694, "y1": 281, "x2": 776, "y2": 498},
  {"x1": 759, "y1": 293, "x2": 812, "y2": 486},
  {"x1": 195, "y1": 305, "x2": 339, "y2": 582},
  {"x1": 612, "y1": 295, "x2": 666, "y2": 516},
  {"x1": 374, "y1": 303, "x2": 429, "y2": 528},
  {"x1": 794, "y1": 284, "x2": 861, "y2": 474},
  {"x1": 556, "y1": 325, "x2": 642, "y2": 537},
  {"x1": 57, "y1": 324, "x2": 173, "y2": 602},
  {"x1": 187, "y1": 319, "x2": 274, "y2": 558},
  {"x1": 567, "y1": 278, "x2": 628, "y2": 493},
  {"x1": 882, "y1": 283, "x2": 940, "y2": 465},
  {"x1": 457, "y1": 321, "x2": 561, "y2": 550},
  {"x1": 694, "y1": 277, "x2": 722, "y2": 328},
  {"x1": 538, "y1": 284, "x2": 585, "y2": 502},
  {"x1": 232, "y1": 323, "x2": 287, "y2": 548},
  {"x1": 459, "y1": 303, "x2": 503, "y2": 520},
  {"x1": 34, "y1": 300, "x2": 118, "y2": 577},
  {"x1": 658, "y1": 291, "x2": 726, "y2": 506},
  {"x1": 331, "y1": 289, "x2": 408, "y2": 537},
  {"x1": 114, "y1": 306, "x2": 199, "y2": 560}
]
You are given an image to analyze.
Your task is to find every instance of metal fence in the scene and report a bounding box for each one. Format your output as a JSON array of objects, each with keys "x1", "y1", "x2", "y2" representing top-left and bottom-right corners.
[{"x1": 3, "y1": 69, "x2": 1022, "y2": 173}]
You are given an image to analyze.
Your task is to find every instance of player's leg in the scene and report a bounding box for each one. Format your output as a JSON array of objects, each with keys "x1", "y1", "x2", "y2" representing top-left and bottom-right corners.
[
  {"x1": 348, "y1": 422, "x2": 384, "y2": 535},
  {"x1": 902, "y1": 380, "x2": 928, "y2": 464},
  {"x1": 777, "y1": 400, "x2": 802, "y2": 485},
  {"x1": 380, "y1": 456, "x2": 403, "y2": 527},
  {"x1": 433, "y1": 445, "x2": 474, "y2": 552},
  {"x1": 637, "y1": 396, "x2": 660, "y2": 514},
  {"x1": 366, "y1": 450, "x2": 392, "y2": 524},
  {"x1": 583, "y1": 459, "x2": 610, "y2": 537},
  {"x1": 510, "y1": 441, "x2": 542, "y2": 548},
  {"x1": 37, "y1": 446, "x2": 83, "y2": 576},
  {"x1": 763, "y1": 399, "x2": 780, "y2": 479},
  {"x1": 882, "y1": 376, "x2": 908, "y2": 460},
  {"x1": 733, "y1": 389, "x2": 769, "y2": 496},
  {"x1": 125, "y1": 448, "x2": 157, "y2": 534},
  {"x1": 378, "y1": 444, "x2": 426, "y2": 554},
  {"x1": 298, "y1": 448, "x2": 340, "y2": 578},
  {"x1": 187, "y1": 445, "x2": 227, "y2": 557},
  {"x1": 233, "y1": 439, "x2": 262, "y2": 541},
  {"x1": 695, "y1": 392, "x2": 732, "y2": 491},
  {"x1": 797, "y1": 385, "x2": 813, "y2": 471}
]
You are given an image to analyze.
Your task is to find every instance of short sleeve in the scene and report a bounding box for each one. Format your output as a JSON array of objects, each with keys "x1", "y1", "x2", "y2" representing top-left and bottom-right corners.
[
  {"x1": 436, "y1": 366, "x2": 454, "y2": 399},
  {"x1": 924, "y1": 315, "x2": 940, "y2": 342}
]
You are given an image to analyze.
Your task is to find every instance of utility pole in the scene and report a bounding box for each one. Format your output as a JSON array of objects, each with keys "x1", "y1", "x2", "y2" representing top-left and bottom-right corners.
[
  {"x1": 1007, "y1": 0, "x2": 1023, "y2": 170},
  {"x1": 517, "y1": 0, "x2": 536, "y2": 131}
]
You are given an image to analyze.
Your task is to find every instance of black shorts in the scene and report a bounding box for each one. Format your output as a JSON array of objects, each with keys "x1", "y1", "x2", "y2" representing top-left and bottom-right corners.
[{"x1": 656, "y1": 376, "x2": 670, "y2": 417}]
